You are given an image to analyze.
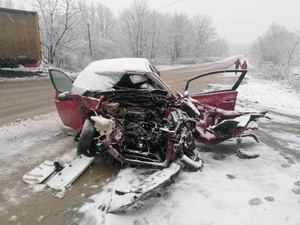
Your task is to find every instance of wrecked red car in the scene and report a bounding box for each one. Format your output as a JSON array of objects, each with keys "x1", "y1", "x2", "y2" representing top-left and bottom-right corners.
[{"x1": 49, "y1": 58, "x2": 266, "y2": 171}]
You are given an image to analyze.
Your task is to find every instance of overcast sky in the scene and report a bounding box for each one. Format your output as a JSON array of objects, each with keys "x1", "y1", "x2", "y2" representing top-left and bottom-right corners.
[
  {"x1": 97, "y1": 0, "x2": 300, "y2": 44},
  {"x1": 10, "y1": 0, "x2": 300, "y2": 44}
]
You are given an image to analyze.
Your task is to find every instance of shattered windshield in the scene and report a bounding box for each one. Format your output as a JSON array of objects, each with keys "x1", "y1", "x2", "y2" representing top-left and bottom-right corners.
[
  {"x1": 72, "y1": 67, "x2": 171, "y2": 96},
  {"x1": 72, "y1": 68, "x2": 125, "y2": 95}
]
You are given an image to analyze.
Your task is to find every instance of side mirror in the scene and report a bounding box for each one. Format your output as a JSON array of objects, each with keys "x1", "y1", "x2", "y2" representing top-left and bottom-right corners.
[{"x1": 58, "y1": 92, "x2": 73, "y2": 102}]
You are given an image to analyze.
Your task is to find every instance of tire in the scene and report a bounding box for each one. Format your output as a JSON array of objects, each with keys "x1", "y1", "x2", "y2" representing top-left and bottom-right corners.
[{"x1": 77, "y1": 118, "x2": 97, "y2": 156}]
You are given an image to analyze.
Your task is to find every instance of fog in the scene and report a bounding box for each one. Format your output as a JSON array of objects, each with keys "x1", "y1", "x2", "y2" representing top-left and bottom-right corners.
[
  {"x1": 4, "y1": 0, "x2": 300, "y2": 44},
  {"x1": 92, "y1": 0, "x2": 300, "y2": 44}
]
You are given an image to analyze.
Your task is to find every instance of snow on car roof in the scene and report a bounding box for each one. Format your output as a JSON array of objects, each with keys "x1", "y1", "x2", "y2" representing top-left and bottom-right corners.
[
  {"x1": 86, "y1": 58, "x2": 153, "y2": 73},
  {"x1": 72, "y1": 58, "x2": 154, "y2": 95}
]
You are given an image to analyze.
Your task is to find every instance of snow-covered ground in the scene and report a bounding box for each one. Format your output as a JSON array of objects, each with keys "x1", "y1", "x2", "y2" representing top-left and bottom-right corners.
[{"x1": 75, "y1": 72, "x2": 300, "y2": 224}]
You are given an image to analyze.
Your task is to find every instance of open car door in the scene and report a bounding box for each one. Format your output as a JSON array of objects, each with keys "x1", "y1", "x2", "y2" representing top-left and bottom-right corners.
[
  {"x1": 49, "y1": 69, "x2": 83, "y2": 132},
  {"x1": 184, "y1": 70, "x2": 247, "y2": 111}
]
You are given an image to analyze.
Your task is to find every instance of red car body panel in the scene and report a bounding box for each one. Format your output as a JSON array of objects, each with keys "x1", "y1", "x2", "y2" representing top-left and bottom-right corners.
[
  {"x1": 54, "y1": 91, "x2": 84, "y2": 132},
  {"x1": 55, "y1": 92, "x2": 101, "y2": 132},
  {"x1": 190, "y1": 90, "x2": 238, "y2": 110}
]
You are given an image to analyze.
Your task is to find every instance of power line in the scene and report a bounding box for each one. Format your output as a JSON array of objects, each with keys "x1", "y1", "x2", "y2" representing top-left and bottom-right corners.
[{"x1": 157, "y1": 0, "x2": 183, "y2": 10}]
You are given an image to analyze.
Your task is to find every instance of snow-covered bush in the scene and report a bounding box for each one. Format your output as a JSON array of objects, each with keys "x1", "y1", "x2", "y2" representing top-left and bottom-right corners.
[
  {"x1": 288, "y1": 67, "x2": 300, "y2": 91},
  {"x1": 249, "y1": 23, "x2": 300, "y2": 93},
  {"x1": 258, "y1": 62, "x2": 289, "y2": 81},
  {"x1": 254, "y1": 62, "x2": 300, "y2": 94}
]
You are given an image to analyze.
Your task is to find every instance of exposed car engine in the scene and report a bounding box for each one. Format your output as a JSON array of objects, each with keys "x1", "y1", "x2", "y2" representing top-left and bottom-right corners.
[{"x1": 90, "y1": 90, "x2": 198, "y2": 168}]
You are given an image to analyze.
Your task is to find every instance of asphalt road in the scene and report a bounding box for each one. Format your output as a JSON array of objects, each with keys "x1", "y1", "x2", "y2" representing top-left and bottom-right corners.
[{"x1": 0, "y1": 78, "x2": 55, "y2": 126}]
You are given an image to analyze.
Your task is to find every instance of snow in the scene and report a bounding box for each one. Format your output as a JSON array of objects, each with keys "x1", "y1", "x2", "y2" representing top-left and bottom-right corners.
[
  {"x1": 86, "y1": 58, "x2": 153, "y2": 73},
  {"x1": 1, "y1": 63, "x2": 300, "y2": 224},
  {"x1": 79, "y1": 144, "x2": 300, "y2": 225},
  {"x1": 237, "y1": 75, "x2": 300, "y2": 116},
  {"x1": 0, "y1": 113, "x2": 73, "y2": 180}
]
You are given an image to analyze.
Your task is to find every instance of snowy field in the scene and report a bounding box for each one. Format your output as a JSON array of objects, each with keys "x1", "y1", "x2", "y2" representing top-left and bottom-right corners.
[{"x1": 76, "y1": 72, "x2": 300, "y2": 224}]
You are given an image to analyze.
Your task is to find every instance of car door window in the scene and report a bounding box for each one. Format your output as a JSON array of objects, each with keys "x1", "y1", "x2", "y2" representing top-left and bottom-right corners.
[{"x1": 49, "y1": 69, "x2": 73, "y2": 93}]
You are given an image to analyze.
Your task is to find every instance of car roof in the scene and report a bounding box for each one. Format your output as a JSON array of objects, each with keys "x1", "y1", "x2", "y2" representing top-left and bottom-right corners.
[{"x1": 86, "y1": 58, "x2": 153, "y2": 73}]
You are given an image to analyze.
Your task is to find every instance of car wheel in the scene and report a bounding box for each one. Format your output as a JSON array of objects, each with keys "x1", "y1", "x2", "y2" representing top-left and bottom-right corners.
[{"x1": 77, "y1": 118, "x2": 97, "y2": 156}]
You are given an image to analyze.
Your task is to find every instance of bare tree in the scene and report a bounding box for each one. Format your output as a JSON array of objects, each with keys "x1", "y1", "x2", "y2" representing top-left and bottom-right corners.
[
  {"x1": 32, "y1": 0, "x2": 80, "y2": 65},
  {"x1": 95, "y1": 3, "x2": 114, "y2": 39},
  {"x1": 74, "y1": 1, "x2": 117, "y2": 66},
  {"x1": 1, "y1": 0, "x2": 14, "y2": 8},
  {"x1": 166, "y1": 12, "x2": 191, "y2": 63},
  {"x1": 77, "y1": 1, "x2": 94, "y2": 61},
  {"x1": 144, "y1": 10, "x2": 161, "y2": 59},
  {"x1": 192, "y1": 14, "x2": 216, "y2": 57},
  {"x1": 286, "y1": 34, "x2": 300, "y2": 67},
  {"x1": 253, "y1": 23, "x2": 300, "y2": 66},
  {"x1": 119, "y1": 0, "x2": 151, "y2": 57},
  {"x1": 26, "y1": 0, "x2": 227, "y2": 67},
  {"x1": 250, "y1": 23, "x2": 300, "y2": 84}
]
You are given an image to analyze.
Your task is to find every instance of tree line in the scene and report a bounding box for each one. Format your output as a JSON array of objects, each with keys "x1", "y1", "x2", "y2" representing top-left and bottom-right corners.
[
  {"x1": 26, "y1": 0, "x2": 228, "y2": 69},
  {"x1": 1, "y1": 0, "x2": 300, "y2": 81},
  {"x1": 249, "y1": 23, "x2": 300, "y2": 91}
]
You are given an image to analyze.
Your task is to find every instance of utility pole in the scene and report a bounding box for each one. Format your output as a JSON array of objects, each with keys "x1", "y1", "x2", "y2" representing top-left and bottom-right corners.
[{"x1": 87, "y1": 22, "x2": 92, "y2": 58}]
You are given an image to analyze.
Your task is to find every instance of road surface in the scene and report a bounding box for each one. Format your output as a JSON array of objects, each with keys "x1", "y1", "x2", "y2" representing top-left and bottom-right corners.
[{"x1": 0, "y1": 78, "x2": 55, "y2": 126}]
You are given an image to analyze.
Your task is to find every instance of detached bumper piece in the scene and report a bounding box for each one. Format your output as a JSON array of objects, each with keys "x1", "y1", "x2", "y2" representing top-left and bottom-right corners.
[
  {"x1": 23, "y1": 160, "x2": 56, "y2": 184},
  {"x1": 47, "y1": 154, "x2": 94, "y2": 191},
  {"x1": 23, "y1": 155, "x2": 94, "y2": 197},
  {"x1": 107, "y1": 162, "x2": 181, "y2": 213}
]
